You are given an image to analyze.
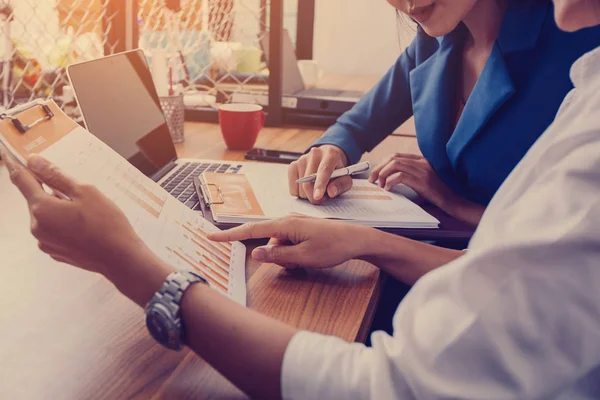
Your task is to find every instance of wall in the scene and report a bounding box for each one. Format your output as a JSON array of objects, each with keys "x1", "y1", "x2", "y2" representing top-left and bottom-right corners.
[
  {"x1": 313, "y1": 0, "x2": 416, "y2": 76},
  {"x1": 233, "y1": 0, "x2": 298, "y2": 46}
]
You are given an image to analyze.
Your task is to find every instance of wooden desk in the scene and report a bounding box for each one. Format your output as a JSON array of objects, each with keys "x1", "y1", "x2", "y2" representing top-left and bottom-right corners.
[{"x1": 0, "y1": 123, "x2": 420, "y2": 399}]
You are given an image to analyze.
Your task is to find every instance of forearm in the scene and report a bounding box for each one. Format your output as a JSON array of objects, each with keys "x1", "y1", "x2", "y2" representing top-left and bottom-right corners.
[
  {"x1": 442, "y1": 197, "x2": 486, "y2": 227},
  {"x1": 356, "y1": 228, "x2": 463, "y2": 284},
  {"x1": 112, "y1": 251, "x2": 296, "y2": 399},
  {"x1": 181, "y1": 283, "x2": 296, "y2": 399}
]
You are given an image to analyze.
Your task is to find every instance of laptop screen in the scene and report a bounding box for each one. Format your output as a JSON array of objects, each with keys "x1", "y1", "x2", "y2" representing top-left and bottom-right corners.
[{"x1": 67, "y1": 50, "x2": 177, "y2": 178}]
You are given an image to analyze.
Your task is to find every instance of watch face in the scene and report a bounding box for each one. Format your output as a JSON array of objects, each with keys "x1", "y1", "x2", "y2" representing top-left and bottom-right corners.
[{"x1": 145, "y1": 302, "x2": 181, "y2": 350}]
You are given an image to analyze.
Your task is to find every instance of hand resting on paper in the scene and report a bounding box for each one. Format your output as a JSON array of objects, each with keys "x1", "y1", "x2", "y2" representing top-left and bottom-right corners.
[{"x1": 369, "y1": 153, "x2": 485, "y2": 226}]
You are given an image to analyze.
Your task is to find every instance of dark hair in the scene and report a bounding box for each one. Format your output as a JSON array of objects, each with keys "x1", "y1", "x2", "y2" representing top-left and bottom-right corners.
[
  {"x1": 396, "y1": 9, "x2": 417, "y2": 30},
  {"x1": 396, "y1": 9, "x2": 417, "y2": 49}
]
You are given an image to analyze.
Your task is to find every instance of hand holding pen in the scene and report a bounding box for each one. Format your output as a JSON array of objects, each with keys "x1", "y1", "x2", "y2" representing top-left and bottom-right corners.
[
  {"x1": 288, "y1": 145, "x2": 371, "y2": 205},
  {"x1": 295, "y1": 161, "x2": 371, "y2": 184}
]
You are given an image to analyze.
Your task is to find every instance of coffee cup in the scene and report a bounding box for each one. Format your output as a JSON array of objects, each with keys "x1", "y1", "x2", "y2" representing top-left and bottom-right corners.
[{"x1": 218, "y1": 103, "x2": 265, "y2": 150}]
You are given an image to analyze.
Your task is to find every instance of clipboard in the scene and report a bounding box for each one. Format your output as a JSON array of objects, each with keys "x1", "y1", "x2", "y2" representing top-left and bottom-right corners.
[
  {"x1": 1, "y1": 99, "x2": 249, "y2": 305},
  {"x1": 193, "y1": 175, "x2": 218, "y2": 226},
  {"x1": 193, "y1": 172, "x2": 266, "y2": 228},
  {"x1": 0, "y1": 100, "x2": 78, "y2": 164},
  {"x1": 0, "y1": 100, "x2": 81, "y2": 199}
]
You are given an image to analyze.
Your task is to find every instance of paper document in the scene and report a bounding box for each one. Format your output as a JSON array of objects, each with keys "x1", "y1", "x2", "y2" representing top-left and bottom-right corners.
[
  {"x1": 297, "y1": 181, "x2": 439, "y2": 228},
  {"x1": 199, "y1": 165, "x2": 439, "y2": 229},
  {"x1": 0, "y1": 102, "x2": 246, "y2": 305}
]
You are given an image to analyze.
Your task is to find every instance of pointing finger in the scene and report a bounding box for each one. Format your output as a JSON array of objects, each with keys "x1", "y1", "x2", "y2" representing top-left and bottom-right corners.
[{"x1": 208, "y1": 219, "x2": 290, "y2": 242}]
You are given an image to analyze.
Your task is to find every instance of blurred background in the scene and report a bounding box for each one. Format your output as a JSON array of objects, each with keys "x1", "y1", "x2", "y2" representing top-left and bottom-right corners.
[{"x1": 0, "y1": 0, "x2": 415, "y2": 118}]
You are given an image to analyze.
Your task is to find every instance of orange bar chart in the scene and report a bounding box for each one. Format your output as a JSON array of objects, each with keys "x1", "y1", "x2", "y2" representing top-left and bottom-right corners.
[{"x1": 168, "y1": 220, "x2": 236, "y2": 295}]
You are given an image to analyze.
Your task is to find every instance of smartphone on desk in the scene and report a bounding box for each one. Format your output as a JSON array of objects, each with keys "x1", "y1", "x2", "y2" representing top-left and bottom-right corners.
[{"x1": 244, "y1": 148, "x2": 303, "y2": 164}]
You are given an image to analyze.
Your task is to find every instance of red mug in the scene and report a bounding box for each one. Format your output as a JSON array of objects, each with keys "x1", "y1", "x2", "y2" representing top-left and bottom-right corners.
[{"x1": 218, "y1": 103, "x2": 265, "y2": 150}]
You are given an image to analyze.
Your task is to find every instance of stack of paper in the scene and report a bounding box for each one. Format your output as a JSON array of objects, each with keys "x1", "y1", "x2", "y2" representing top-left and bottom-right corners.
[{"x1": 200, "y1": 170, "x2": 439, "y2": 229}]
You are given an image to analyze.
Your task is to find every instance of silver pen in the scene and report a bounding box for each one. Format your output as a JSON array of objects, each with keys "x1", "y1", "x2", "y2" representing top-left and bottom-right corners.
[{"x1": 296, "y1": 161, "x2": 371, "y2": 184}]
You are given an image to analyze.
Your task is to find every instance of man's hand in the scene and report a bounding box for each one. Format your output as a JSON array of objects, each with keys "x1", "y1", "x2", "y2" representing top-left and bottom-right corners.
[
  {"x1": 209, "y1": 215, "x2": 370, "y2": 269},
  {"x1": 288, "y1": 145, "x2": 352, "y2": 204},
  {"x1": 3, "y1": 150, "x2": 171, "y2": 304}
]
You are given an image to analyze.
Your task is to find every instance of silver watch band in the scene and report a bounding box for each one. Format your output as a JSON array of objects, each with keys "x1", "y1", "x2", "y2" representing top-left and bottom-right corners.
[
  {"x1": 155, "y1": 271, "x2": 205, "y2": 312},
  {"x1": 145, "y1": 270, "x2": 208, "y2": 350}
]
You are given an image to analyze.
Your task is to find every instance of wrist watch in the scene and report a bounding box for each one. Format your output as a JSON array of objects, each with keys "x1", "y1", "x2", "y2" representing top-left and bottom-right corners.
[{"x1": 145, "y1": 270, "x2": 208, "y2": 350}]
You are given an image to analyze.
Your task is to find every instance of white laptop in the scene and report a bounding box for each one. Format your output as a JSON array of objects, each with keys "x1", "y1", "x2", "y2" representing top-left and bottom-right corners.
[
  {"x1": 261, "y1": 30, "x2": 364, "y2": 101},
  {"x1": 67, "y1": 49, "x2": 287, "y2": 212}
]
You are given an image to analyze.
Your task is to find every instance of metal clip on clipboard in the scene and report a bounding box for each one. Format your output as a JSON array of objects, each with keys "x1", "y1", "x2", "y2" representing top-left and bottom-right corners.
[
  {"x1": 192, "y1": 176, "x2": 224, "y2": 226},
  {"x1": 0, "y1": 102, "x2": 55, "y2": 134}
]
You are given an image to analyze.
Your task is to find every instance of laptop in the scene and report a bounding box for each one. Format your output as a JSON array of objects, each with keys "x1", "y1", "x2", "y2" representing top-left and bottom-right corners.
[
  {"x1": 258, "y1": 30, "x2": 364, "y2": 114},
  {"x1": 67, "y1": 49, "x2": 286, "y2": 212}
]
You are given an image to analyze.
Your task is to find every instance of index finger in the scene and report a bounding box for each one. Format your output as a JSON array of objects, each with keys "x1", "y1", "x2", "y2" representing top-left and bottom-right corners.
[
  {"x1": 207, "y1": 219, "x2": 288, "y2": 242},
  {"x1": 313, "y1": 155, "x2": 337, "y2": 200},
  {"x1": 2, "y1": 149, "x2": 45, "y2": 202},
  {"x1": 369, "y1": 155, "x2": 395, "y2": 183}
]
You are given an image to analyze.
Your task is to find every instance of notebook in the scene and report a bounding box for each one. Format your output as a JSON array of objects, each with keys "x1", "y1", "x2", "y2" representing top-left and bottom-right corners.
[{"x1": 197, "y1": 172, "x2": 440, "y2": 229}]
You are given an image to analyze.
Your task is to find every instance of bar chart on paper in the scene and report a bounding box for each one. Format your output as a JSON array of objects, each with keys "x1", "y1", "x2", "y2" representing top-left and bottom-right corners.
[
  {"x1": 34, "y1": 125, "x2": 247, "y2": 305},
  {"x1": 171, "y1": 220, "x2": 234, "y2": 294},
  {"x1": 151, "y1": 213, "x2": 246, "y2": 305},
  {"x1": 113, "y1": 172, "x2": 167, "y2": 218}
]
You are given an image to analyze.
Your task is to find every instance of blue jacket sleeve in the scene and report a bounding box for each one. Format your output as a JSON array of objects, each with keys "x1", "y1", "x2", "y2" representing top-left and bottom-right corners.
[{"x1": 310, "y1": 42, "x2": 417, "y2": 164}]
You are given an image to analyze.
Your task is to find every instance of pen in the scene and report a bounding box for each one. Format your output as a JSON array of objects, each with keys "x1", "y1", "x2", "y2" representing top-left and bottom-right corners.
[{"x1": 296, "y1": 161, "x2": 371, "y2": 184}]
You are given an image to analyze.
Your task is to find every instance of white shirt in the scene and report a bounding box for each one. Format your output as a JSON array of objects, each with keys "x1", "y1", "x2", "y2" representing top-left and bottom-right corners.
[{"x1": 281, "y1": 47, "x2": 600, "y2": 399}]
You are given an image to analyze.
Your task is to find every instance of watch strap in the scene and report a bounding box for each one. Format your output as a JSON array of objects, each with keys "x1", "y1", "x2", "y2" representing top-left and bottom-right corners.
[{"x1": 155, "y1": 270, "x2": 207, "y2": 308}]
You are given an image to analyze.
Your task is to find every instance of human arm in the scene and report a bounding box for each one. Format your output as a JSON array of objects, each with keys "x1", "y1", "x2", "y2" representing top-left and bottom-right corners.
[
  {"x1": 208, "y1": 215, "x2": 462, "y2": 285},
  {"x1": 2, "y1": 152, "x2": 296, "y2": 399},
  {"x1": 289, "y1": 43, "x2": 418, "y2": 204},
  {"x1": 370, "y1": 153, "x2": 485, "y2": 226},
  {"x1": 7, "y1": 151, "x2": 598, "y2": 400}
]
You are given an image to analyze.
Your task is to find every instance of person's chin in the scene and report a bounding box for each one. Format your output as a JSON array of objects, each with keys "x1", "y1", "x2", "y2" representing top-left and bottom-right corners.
[
  {"x1": 419, "y1": 20, "x2": 457, "y2": 38},
  {"x1": 421, "y1": 24, "x2": 454, "y2": 37}
]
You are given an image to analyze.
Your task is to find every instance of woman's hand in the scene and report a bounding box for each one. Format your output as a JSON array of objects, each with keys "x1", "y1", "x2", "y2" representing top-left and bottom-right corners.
[
  {"x1": 3, "y1": 151, "x2": 171, "y2": 304},
  {"x1": 369, "y1": 153, "x2": 485, "y2": 226},
  {"x1": 288, "y1": 145, "x2": 353, "y2": 204},
  {"x1": 209, "y1": 215, "x2": 371, "y2": 269}
]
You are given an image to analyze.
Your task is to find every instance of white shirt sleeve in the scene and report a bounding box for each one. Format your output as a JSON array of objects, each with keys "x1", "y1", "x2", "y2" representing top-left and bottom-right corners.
[{"x1": 280, "y1": 127, "x2": 600, "y2": 399}]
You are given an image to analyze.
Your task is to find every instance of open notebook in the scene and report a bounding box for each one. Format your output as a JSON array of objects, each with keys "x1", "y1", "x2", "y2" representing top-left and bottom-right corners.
[{"x1": 198, "y1": 171, "x2": 440, "y2": 229}]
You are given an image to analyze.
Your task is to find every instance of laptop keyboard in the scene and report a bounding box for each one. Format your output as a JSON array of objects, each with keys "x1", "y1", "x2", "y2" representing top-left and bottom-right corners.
[{"x1": 159, "y1": 162, "x2": 242, "y2": 210}]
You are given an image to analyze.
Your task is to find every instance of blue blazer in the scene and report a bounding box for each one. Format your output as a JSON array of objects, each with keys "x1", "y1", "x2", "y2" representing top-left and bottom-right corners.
[{"x1": 312, "y1": 1, "x2": 600, "y2": 205}]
